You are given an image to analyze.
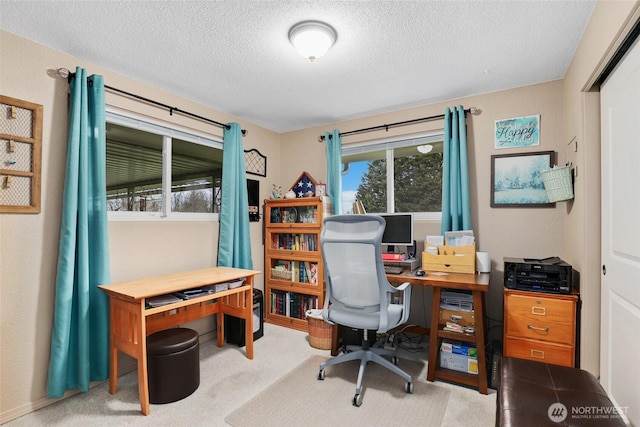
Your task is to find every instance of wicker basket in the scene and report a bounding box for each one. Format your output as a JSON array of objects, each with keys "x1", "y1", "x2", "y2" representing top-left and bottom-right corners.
[
  {"x1": 271, "y1": 268, "x2": 292, "y2": 281},
  {"x1": 541, "y1": 163, "x2": 574, "y2": 202},
  {"x1": 306, "y1": 309, "x2": 332, "y2": 350}
]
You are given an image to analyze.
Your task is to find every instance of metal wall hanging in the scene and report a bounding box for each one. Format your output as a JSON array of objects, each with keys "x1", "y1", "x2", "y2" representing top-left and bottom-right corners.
[{"x1": 244, "y1": 148, "x2": 267, "y2": 177}]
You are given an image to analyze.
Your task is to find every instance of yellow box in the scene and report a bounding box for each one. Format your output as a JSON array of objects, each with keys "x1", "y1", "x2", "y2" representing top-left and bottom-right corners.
[{"x1": 422, "y1": 244, "x2": 476, "y2": 274}]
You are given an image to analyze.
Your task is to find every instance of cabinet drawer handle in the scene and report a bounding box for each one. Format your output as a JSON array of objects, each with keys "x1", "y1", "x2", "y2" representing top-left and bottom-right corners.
[
  {"x1": 530, "y1": 349, "x2": 545, "y2": 359},
  {"x1": 527, "y1": 324, "x2": 549, "y2": 333},
  {"x1": 531, "y1": 306, "x2": 546, "y2": 315}
]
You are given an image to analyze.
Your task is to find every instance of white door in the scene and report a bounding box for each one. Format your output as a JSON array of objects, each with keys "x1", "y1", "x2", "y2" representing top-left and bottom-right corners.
[{"x1": 600, "y1": 35, "x2": 640, "y2": 426}]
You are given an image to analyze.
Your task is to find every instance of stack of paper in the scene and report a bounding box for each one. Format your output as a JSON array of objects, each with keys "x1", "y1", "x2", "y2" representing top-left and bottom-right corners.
[{"x1": 146, "y1": 294, "x2": 183, "y2": 307}]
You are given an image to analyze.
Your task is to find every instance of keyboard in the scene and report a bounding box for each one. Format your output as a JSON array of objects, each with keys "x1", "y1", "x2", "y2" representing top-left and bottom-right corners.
[{"x1": 384, "y1": 265, "x2": 404, "y2": 274}]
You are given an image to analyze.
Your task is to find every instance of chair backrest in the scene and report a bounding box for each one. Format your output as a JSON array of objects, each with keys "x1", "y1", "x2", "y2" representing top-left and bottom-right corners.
[{"x1": 321, "y1": 214, "x2": 387, "y2": 313}]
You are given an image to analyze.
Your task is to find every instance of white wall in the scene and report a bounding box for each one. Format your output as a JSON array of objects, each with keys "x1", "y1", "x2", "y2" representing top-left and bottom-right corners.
[
  {"x1": 0, "y1": 30, "x2": 280, "y2": 422},
  {"x1": 279, "y1": 81, "x2": 567, "y2": 335}
]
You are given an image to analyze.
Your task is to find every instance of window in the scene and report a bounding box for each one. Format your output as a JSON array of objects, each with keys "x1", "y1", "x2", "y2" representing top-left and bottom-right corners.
[
  {"x1": 106, "y1": 111, "x2": 223, "y2": 219},
  {"x1": 341, "y1": 133, "x2": 443, "y2": 218}
]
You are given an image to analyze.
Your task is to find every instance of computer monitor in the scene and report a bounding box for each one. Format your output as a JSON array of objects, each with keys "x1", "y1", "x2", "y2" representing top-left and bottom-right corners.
[{"x1": 379, "y1": 213, "x2": 414, "y2": 253}]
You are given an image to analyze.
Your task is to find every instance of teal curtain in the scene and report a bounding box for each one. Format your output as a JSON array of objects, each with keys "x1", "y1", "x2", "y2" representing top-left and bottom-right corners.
[
  {"x1": 47, "y1": 67, "x2": 111, "y2": 397},
  {"x1": 217, "y1": 123, "x2": 253, "y2": 269},
  {"x1": 324, "y1": 129, "x2": 342, "y2": 214},
  {"x1": 441, "y1": 105, "x2": 472, "y2": 234}
]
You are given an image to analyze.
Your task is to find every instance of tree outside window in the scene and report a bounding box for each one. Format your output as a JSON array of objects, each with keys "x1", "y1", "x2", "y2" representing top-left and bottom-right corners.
[{"x1": 341, "y1": 138, "x2": 443, "y2": 214}]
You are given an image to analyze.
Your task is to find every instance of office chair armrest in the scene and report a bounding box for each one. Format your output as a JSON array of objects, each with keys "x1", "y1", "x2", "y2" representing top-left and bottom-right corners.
[
  {"x1": 396, "y1": 282, "x2": 412, "y2": 325},
  {"x1": 378, "y1": 282, "x2": 412, "y2": 332},
  {"x1": 394, "y1": 282, "x2": 411, "y2": 292}
]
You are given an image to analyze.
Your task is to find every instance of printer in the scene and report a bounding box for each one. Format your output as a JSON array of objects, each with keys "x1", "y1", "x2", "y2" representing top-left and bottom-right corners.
[{"x1": 504, "y1": 257, "x2": 573, "y2": 294}]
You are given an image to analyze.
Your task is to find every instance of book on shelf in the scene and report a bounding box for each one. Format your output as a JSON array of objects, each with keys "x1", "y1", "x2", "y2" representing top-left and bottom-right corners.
[{"x1": 272, "y1": 233, "x2": 318, "y2": 251}]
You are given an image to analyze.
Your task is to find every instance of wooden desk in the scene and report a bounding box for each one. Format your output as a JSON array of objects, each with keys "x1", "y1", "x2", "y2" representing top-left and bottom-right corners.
[
  {"x1": 98, "y1": 267, "x2": 260, "y2": 415},
  {"x1": 386, "y1": 271, "x2": 490, "y2": 394}
]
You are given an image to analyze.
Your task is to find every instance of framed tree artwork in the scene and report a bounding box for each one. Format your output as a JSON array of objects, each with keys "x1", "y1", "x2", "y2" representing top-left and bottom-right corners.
[{"x1": 491, "y1": 151, "x2": 555, "y2": 207}]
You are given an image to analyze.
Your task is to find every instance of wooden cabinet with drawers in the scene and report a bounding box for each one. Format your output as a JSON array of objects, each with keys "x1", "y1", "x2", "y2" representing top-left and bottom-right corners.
[{"x1": 504, "y1": 288, "x2": 579, "y2": 367}]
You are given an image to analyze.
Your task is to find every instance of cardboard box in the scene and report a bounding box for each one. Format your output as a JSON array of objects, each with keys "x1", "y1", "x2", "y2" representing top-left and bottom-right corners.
[{"x1": 440, "y1": 351, "x2": 478, "y2": 375}]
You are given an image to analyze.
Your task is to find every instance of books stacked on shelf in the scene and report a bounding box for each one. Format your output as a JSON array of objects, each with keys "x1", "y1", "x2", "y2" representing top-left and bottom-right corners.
[
  {"x1": 295, "y1": 261, "x2": 319, "y2": 284},
  {"x1": 289, "y1": 292, "x2": 318, "y2": 319},
  {"x1": 269, "y1": 290, "x2": 318, "y2": 319},
  {"x1": 270, "y1": 289, "x2": 288, "y2": 316},
  {"x1": 271, "y1": 233, "x2": 318, "y2": 251},
  {"x1": 273, "y1": 260, "x2": 319, "y2": 285}
]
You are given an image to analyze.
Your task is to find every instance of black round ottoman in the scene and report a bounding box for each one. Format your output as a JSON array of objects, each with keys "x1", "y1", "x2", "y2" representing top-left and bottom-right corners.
[{"x1": 147, "y1": 328, "x2": 200, "y2": 404}]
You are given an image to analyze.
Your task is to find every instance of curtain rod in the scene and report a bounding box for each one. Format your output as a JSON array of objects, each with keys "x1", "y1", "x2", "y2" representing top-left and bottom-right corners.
[
  {"x1": 318, "y1": 106, "x2": 478, "y2": 142},
  {"x1": 57, "y1": 68, "x2": 246, "y2": 136}
]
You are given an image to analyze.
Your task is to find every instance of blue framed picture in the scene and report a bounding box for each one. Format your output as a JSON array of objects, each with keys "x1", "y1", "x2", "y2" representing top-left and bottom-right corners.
[
  {"x1": 494, "y1": 115, "x2": 540, "y2": 149},
  {"x1": 491, "y1": 151, "x2": 555, "y2": 207}
]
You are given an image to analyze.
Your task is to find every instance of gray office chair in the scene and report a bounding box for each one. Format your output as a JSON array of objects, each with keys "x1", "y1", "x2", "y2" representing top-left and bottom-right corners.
[{"x1": 317, "y1": 214, "x2": 413, "y2": 406}]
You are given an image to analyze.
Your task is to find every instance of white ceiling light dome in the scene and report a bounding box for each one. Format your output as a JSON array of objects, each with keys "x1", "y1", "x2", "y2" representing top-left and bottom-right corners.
[
  {"x1": 288, "y1": 20, "x2": 337, "y2": 62},
  {"x1": 417, "y1": 144, "x2": 433, "y2": 154}
]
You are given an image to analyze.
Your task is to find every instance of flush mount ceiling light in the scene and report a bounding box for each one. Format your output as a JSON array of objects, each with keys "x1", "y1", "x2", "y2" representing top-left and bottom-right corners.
[
  {"x1": 417, "y1": 144, "x2": 433, "y2": 154},
  {"x1": 288, "y1": 20, "x2": 337, "y2": 62}
]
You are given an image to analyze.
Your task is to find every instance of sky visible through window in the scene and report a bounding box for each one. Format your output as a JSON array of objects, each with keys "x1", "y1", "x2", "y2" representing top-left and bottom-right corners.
[{"x1": 341, "y1": 162, "x2": 367, "y2": 213}]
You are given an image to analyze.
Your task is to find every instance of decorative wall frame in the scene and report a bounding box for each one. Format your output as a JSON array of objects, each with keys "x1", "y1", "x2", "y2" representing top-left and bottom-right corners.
[
  {"x1": 494, "y1": 115, "x2": 540, "y2": 149},
  {"x1": 0, "y1": 95, "x2": 42, "y2": 213},
  {"x1": 491, "y1": 151, "x2": 555, "y2": 208},
  {"x1": 244, "y1": 148, "x2": 267, "y2": 177}
]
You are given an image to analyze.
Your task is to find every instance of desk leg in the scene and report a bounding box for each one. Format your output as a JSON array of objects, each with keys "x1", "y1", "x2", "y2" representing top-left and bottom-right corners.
[
  {"x1": 427, "y1": 287, "x2": 441, "y2": 382},
  {"x1": 136, "y1": 353, "x2": 150, "y2": 415},
  {"x1": 135, "y1": 301, "x2": 150, "y2": 416},
  {"x1": 217, "y1": 310, "x2": 225, "y2": 348},
  {"x1": 245, "y1": 289, "x2": 254, "y2": 359},
  {"x1": 108, "y1": 299, "x2": 119, "y2": 395},
  {"x1": 472, "y1": 290, "x2": 488, "y2": 394}
]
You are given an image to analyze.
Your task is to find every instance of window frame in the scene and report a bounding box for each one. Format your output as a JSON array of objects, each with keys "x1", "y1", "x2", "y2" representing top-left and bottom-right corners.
[
  {"x1": 341, "y1": 131, "x2": 444, "y2": 220},
  {"x1": 105, "y1": 108, "x2": 223, "y2": 222}
]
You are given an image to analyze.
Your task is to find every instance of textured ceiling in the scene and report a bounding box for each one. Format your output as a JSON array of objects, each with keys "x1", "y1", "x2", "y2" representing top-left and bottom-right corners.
[{"x1": 1, "y1": 1, "x2": 595, "y2": 133}]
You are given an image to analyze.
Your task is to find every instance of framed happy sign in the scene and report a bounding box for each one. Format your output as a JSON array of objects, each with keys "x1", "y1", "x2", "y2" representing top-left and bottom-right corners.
[{"x1": 494, "y1": 115, "x2": 540, "y2": 149}]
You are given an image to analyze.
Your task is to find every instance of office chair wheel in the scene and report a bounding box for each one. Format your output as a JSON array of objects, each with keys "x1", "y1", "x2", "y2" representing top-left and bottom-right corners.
[
  {"x1": 405, "y1": 381, "x2": 414, "y2": 393},
  {"x1": 317, "y1": 368, "x2": 325, "y2": 380},
  {"x1": 352, "y1": 393, "x2": 363, "y2": 407}
]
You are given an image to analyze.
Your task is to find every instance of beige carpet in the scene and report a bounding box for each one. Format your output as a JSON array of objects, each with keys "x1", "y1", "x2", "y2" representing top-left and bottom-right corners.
[{"x1": 225, "y1": 355, "x2": 450, "y2": 427}]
